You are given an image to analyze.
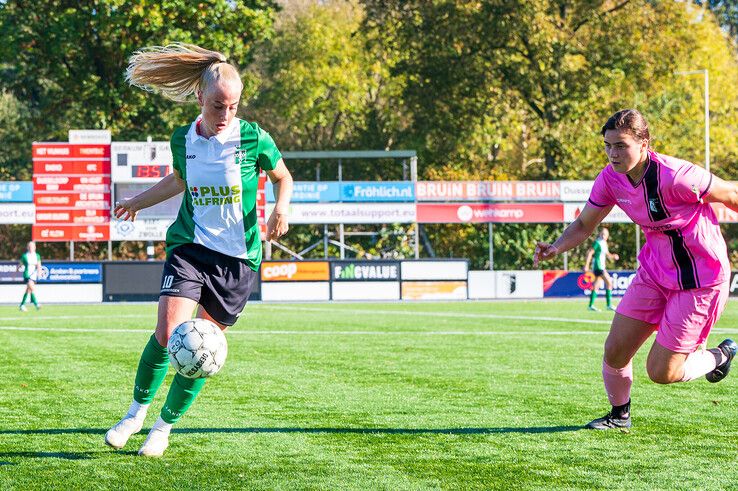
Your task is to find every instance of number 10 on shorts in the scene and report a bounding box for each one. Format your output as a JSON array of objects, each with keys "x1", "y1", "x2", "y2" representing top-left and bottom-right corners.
[{"x1": 162, "y1": 275, "x2": 175, "y2": 289}]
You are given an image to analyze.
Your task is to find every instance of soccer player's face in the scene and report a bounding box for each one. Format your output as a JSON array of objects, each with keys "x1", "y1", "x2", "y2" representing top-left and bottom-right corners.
[
  {"x1": 198, "y1": 80, "x2": 242, "y2": 137},
  {"x1": 603, "y1": 129, "x2": 648, "y2": 175}
]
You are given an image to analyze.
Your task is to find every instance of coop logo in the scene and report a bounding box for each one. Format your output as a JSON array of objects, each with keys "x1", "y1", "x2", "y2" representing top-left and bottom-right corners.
[
  {"x1": 189, "y1": 184, "x2": 242, "y2": 206},
  {"x1": 263, "y1": 263, "x2": 298, "y2": 280},
  {"x1": 333, "y1": 262, "x2": 399, "y2": 280}
]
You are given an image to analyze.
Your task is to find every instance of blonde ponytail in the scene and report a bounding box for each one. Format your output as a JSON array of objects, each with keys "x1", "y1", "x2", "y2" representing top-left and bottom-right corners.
[{"x1": 125, "y1": 43, "x2": 241, "y2": 102}]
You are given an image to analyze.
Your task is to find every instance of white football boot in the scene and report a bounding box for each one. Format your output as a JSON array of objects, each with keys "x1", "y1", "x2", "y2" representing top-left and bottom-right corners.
[
  {"x1": 104, "y1": 415, "x2": 144, "y2": 449},
  {"x1": 138, "y1": 418, "x2": 171, "y2": 457}
]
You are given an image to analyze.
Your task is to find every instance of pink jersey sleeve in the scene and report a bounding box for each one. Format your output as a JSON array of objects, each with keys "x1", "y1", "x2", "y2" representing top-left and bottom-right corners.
[
  {"x1": 672, "y1": 162, "x2": 713, "y2": 204},
  {"x1": 587, "y1": 169, "x2": 616, "y2": 208}
]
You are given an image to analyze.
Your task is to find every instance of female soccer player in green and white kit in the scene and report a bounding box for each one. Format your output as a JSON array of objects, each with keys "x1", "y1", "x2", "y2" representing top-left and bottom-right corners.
[
  {"x1": 105, "y1": 43, "x2": 293, "y2": 457},
  {"x1": 19, "y1": 241, "x2": 41, "y2": 311}
]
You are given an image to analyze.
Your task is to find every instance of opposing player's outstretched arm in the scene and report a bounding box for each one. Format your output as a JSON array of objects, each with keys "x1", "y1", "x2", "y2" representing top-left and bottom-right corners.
[
  {"x1": 114, "y1": 170, "x2": 185, "y2": 221},
  {"x1": 533, "y1": 204, "x2": 612, "y2": 267},
  {"x1": 702, "y1": 176, "x2": 738, "y2": 212}
]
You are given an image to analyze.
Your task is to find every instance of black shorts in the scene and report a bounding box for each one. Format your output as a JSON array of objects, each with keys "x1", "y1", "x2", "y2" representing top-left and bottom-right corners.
[
  {"x1": 160, "y1": 243, "x2": 258, "y2": 326},
  {"x1": 593, "y1": 269, "x2": 606, "y2": 278}
]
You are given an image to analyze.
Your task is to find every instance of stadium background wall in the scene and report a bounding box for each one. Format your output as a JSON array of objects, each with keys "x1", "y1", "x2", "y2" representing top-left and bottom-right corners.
[{"x1": 2, "y1": 262, "x2": 735, "y2": 303}]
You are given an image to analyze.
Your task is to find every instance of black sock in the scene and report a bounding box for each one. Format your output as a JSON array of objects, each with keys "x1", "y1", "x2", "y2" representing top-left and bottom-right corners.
[{"x1": 612, "y1": 400, "x2": 630, "y2": 419}]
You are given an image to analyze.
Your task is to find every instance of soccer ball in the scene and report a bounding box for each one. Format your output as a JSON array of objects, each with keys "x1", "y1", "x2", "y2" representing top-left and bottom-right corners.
[{"x1": 167, "y1": 319, "x2": 228, "y2": 378}]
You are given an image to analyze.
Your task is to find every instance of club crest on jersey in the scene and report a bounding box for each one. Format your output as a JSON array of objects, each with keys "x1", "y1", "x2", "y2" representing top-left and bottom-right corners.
[
  {"x1": 235, "y1": 147, "x2": 248, "y2": 165},
  {"x1": 189, "y1": 184, "x2": 242, "y2": 206},
  {"x1": 648, "y1": 197, "x2": 662, "y2": 213}
]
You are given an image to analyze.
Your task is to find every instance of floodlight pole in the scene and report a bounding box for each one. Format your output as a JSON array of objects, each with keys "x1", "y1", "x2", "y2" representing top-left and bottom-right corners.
[{"x1": 675, "y1": 69, "x2": 710, "y2": 172}]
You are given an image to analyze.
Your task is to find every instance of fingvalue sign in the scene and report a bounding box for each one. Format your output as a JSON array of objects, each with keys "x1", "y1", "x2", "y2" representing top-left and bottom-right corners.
[{"x1": 331, "y1": 261, "x2": 400, "y2": 281}]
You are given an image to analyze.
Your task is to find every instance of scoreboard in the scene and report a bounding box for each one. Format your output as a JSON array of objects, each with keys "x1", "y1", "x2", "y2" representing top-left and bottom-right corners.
[{"x1": 111, "y1": 141, "x2": 173, "y2": 182}]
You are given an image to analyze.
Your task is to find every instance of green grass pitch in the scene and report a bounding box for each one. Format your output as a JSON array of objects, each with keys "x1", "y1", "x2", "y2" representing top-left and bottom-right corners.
[{"x1": 0, "y1": 300, "x2": 736, "y2": 490}]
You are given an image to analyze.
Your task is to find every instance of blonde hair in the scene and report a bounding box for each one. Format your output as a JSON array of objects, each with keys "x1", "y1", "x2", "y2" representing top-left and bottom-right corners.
[{"x1": 125, "y1": 43, "x2": 242, "y2": 102}]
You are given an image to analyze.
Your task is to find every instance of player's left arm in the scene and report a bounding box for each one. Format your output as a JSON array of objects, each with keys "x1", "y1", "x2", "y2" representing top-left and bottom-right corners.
[
  {"x1": 36, "y1": 254, "x2": 42, "y2": 275},
  {"x1": 265, "y1": 159, "x2": 293, "y2": 241},
  {"x1": 702, "y1": 175, "x2": 738, "y2": 213}
]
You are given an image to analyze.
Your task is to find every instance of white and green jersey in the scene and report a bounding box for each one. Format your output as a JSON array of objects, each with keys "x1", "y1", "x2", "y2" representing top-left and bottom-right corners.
[
  {"x1": 166, "y1": 117, "x2": 281, "y2": 271},
  {"x1": 21, "y1": 252, "x2": 41, "y2": 280},
  {"x1": 592, "y1": 238, "x2": 608, "y2": 271}
]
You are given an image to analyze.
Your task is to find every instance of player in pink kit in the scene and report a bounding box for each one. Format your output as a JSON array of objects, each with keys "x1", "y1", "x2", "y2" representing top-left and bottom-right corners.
[{"x1": 534, "y1": 109, "x2": 737, "y2": 429}]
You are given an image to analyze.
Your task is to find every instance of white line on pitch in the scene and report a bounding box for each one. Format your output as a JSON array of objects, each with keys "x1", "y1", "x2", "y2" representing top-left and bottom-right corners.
[
  {"x1": 0, "y1": 325, "x2": 607, "y2": 335},
  {"x1": 0, "y1": 314, "x2": 152, "y2": 321},
  {"x1": 257, "y1": 305, "x2": 614, "y2": 325}
]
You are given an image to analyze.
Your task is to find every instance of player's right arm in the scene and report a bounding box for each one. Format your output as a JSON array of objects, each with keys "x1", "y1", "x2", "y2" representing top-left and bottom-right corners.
[
  {"x1": 584, "y1": 248, "x2": 594, "y2": 271},
  {"x1": 533, "y1": 203, "x2": 612, "y2": 267},
  {"x1": 114, "y1": 169, "x2": 185, "y2": 221}
]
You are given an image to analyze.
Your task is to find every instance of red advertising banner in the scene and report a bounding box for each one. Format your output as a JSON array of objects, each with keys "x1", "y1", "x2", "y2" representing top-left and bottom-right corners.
[
  {"x1": 33, "y1": 224, "x2": 110, "y2": 241},
  {"x1": 33, "y1": 141, "x2": 111, "y2": 241},
  {"x1": 32, "y1": 143, "x2": 111, "y2": 159},
  {"x1": 416, "y1": 181, "x2": 561, "y2": 201},
  {"x1": 416, "y1": 203, "x2": 564, "y2": 223},
  {"x1": 33, "y1": 176, "x2": 110, "y2": 193},
  {"x1": 34, "y1": 192, "x2": 110, "y2": 209},
  {"x1": 35, "y1": 209, "x2": 110, "y2": 224},
  {"x1": 33, "y1": 160, "x2": 111, "y2": 175},
  {"x1": 257, "y1": 171, "x2": 267, "y2": 237}
]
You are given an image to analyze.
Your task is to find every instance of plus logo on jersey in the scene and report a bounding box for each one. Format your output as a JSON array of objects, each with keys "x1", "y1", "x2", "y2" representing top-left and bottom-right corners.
[{"x1": 189, "y1": 184, "x2": 242, "y2": 206}]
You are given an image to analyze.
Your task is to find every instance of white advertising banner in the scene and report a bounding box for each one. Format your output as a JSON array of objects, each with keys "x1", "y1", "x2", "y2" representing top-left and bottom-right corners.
[
  {"x1": 560, "y1": 181, "x2": 595, "y2": 202},
  {"x1": 468, "y1": 271, "x2": 496, "y2": 299},
  {"x1": 494, "y1": 270, "x2": 544, "y2": 298},
  {"x1": 261, "y1": 281, "x2": 330, "y2": 301},
  {"x1": 401, "y1": 260, "x2": 468, "y2": 280},
  {"x1": 269, "y1": 203, "x2": 416, "y2": 224},
  {"x1": 0, "y1": 203, "x2": 35, "y2": 224},
  {"x1": 331, "y1": 281, "x2": 401, "y2": 300},
  {"x1": 563, "y1": 203, "x2": 632, "y2": 223},
  {"x1": 110, "y1": 218, "x2": 173, "y2": 241}
]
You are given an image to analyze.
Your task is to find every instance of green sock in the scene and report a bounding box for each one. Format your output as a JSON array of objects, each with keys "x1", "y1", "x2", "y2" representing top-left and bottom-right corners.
[
  {"x1": 30, "y1": 293, "x2": 38, "y2": 306},
  {"x1": 606, "y1": 289, "x2": 612, "y2": 307},
  {"x1": 160, "y1": 374, "x2": 206, "y2": 424},
  {"x1": 133, "y1": 335, "x2": 170, "y2": 404},
  {"x1": 589, "y1": 289, "x2": 597, "y2": 308},
  {"x1": 20, "y1": 293, "x2": 28, "y2": 306}
]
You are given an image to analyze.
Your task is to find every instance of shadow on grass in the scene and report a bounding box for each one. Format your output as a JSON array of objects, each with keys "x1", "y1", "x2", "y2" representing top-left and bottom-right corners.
[
  {"x1": 0, "y1": 451, "x2": 98, "y2": 460},
  {"x1": 0, "y1": 426, "x2": 582, "y2": 436}
]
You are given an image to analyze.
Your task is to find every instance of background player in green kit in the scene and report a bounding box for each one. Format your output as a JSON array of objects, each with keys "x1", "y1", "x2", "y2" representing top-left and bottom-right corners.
[
  {"x1": 105, "y1": 43, "x2": 293, "y2": 457},
  {"x1": 19, "y1": 241, "x2": 41, "y2": 311},
  {"x1": 583, "y1": 228, "x2": 619, "y2": 311}
]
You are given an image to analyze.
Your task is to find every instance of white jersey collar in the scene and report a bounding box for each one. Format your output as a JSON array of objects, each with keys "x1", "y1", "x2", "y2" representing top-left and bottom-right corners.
[{"x1": 186, "y1": 116, "x2": 240, "y2": 145}]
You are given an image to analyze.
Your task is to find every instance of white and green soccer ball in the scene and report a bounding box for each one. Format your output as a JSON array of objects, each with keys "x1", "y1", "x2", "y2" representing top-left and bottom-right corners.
[{"x1": 167, "y1": 319, "x2": 228, "y2": 379}]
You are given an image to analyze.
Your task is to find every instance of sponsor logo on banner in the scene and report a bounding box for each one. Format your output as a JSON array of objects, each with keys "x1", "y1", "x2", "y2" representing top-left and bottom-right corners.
[
  {"x1": 332, "y1": 261, "x2": 400, "y2": 281},
  {"x1": 401, "y1": 281, "x2": 467, "y2": 300},
  {"x1": 0, "y1": 182, "x2": 33, "y2": 202},
  {"x1": 416, "y1": 181, "x2": 560, "y2": 201},
  {"x1": 711, "y1": 203, "x2": 738, "y2": 223},
  {"x1": 543, "y1": 270, "x2": 636, "y2": 297},
  {"x1": 0, "y1": 203, "x2": 35, "y2": 224},
  {"x1": 341, "y1": 182, "x2": 414, "y2": 202},
  {"x1": 261, "y1": 261, "x2": 330, "y2": 281},
  {"x1": 416, "y1": 203, "x2": 563, "y2": 223},
  {"x1": 0, "y1": 261, "x2": 101, "y2": 283},
  {"x1": 111, "y1": 219, "x2": 173, "y2": 241},
  {"x1": 266, "y1": 182, "x2": 340, "y2": 203},
  {"x1": 563, "y1": 203, "x2": 631, "y2": 223},
  {"x1": 273, "y1": 203, "x2": 416, "y2": 224},
  {"x1": 559, "y1": 180, "x2": 595, "y2": 202}
]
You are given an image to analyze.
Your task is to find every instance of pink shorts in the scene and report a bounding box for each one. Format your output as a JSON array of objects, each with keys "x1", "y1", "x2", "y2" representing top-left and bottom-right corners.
[{"x1": 616, "y1": 268, "x2": 728, "y2": 353}]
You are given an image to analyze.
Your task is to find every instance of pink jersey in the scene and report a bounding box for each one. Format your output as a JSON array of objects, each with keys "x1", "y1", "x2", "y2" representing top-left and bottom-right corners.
[{"x1": 588, "y1": 150, "x2": 729, "y2": 291}]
